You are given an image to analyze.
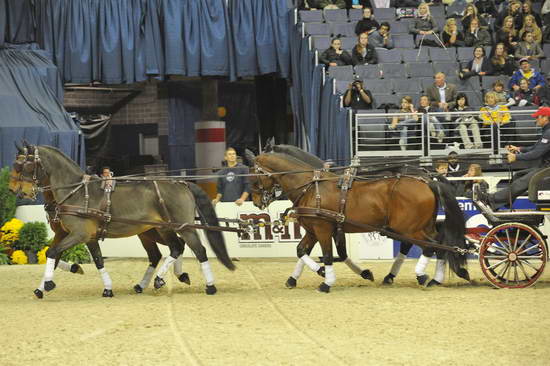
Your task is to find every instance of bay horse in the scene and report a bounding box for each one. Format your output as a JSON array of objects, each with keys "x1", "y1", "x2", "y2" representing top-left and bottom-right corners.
[
  {"x1": 248, "y1": 151, "x2": 468, "y2": 292},
  {"x1": 9, "y1": 144, "x2": 235, "y2": 298}
]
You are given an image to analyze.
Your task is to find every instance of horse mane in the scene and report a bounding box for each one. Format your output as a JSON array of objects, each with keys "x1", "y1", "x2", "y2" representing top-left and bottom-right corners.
[
  {"x1": 270, "y1": 145, "x2": 325, "y2": 169},
  {"x1": 261, "y1": 152, "x2": 337, "y2": 177},
  {"x1": 38, "y1": 145, "x2": 84, "y2": 176}
]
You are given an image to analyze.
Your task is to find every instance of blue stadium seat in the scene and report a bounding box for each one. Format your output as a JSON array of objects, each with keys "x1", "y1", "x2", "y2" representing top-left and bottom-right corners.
[
  {"x1": 395, "y1": 93, "x2": 421, "y2": 106},
  {"x1": 376, "y1": 48, "x2": 402, "y2": 63},
  {"x1": 388, "y1": 20, "x2": 410, "y2": 34},
  {"x1": 355, "y1": 64, "x2": 381, "y2": 79},
  {"x1": 541, "y1": 59, "x2": 549, "y2": 74},
  {"x1": 373, "y1": 8, "x2": 395, "y2": 21},
  {"x1": 380, "y1": 63, "x2": 407, "y2": 78},
  {"x1": 372, "y1": 94, "x2": 398, "y2": 109},
  {"x1": 420, "y1": 77, "x2": 435, "y2": 90},
  {"x1": 432, "y1": 61, "x2": 460, "y2": 77},
  {"x1": 348, "y1": 9, "x2": 363, "y2": 22},
  {"x1": 455, "y1": 77, "x2": 481, "y2": 92},
  {"x1": 335, "y1": 79, "x2": 351, "y2": 94},
  {"x1": 305, "y1": 22, "x2": 330, "y2": 36},
  {"x1": 407, "y1": 62, "x2": 435, "y2": 78},
  {"x1": 481, "y1": 75, "x2": 511, "y2": 90},
  {"x1": 543, "y1": 44, "x2": 550, "y2": 58},
  {"x1": 312, "y1": 36, "x2": 330, "y2": 50},
  {"x1": 324, "y1": 9, "x2": 348, "y2": 22},
  {"x1": 429, "y1": 47, "x2": 457, "y2": 62},
  {"x1": 393, "y1": 34, "x2": 415, "y2": 48},
  {"x1": 363, "y1": 78, "x2": 393, "y2": 94},
  {"x1": 462, "y1": 90, "x2": 483, "y2": 107},
  {"x1": 328, "y1": 65, "x2": 354, "y2": 81},
  {"x1": 402, "y1": 48, "x2": 429, "y2": 63},
  {"x1": 340, "y1": 37, "x2": 357, "y2": 50},
  {"x1": 330, "y1": 22, "x2": 356, "y2": 37},
  {"x1": 391, "y1": 78, "x2": 423, "y2": 94},
  {"x1": 429, "y1": 7, "x2": 445, "y2": 18},
  {"x1": 299, "y1": 10, "x2": 324, "y2": 23},
  {"x1": 457, "y1": 47, "x2": 475, "y2": 62}
]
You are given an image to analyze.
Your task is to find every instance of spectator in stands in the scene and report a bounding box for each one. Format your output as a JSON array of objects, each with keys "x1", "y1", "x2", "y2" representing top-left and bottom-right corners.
[
  {"x1": 490, "y1": 43, "x2": 516, "y2": 76},
  {"x1": 389, "y1": 96, "x2": 419, "y2": 151},
  {"x1": 457, "y1": 163, "x2": 488, "y2": 197},
  {"x1": 369, "y1": 22, "x2": 394, "y2": 49},
  {"x1": 522, "y1": 1, "x2": 543, "y2": 28},
  {"x1": 496, "y1": 0, "x2": 523, "y2": 30},
  {"x1": 434, "y1": 160, "x2": 449, "y2": 177},
  {"x1": 514, "y1": 32, "x2": 545, "y2": 61},
  {"x1": 441, "y1": 18, "x2": 465, "y2": 47},
  {"x1": 409, "y1": 3, "x2": 440, "y2": 46},
  {"x1": 459, "y1": 46, "x2": 493, "y2": 80},
  {"x1": 495, "y1": 16, "x2": 520, "y2": 54},
  {"x1": 475, "y1": 0, "x2": 498, "y2": 19},
  {"x1": 212, "y1": 147, "x2": 250, "y2": 206},
  {"x1": 511, "y1": 78, "x2": 540, "y2": 106},
  {"x1": 318, "y1": 0, "x2": 347, "y2": 9},
  {"x1": 425, "y1": 72, "x2": 458, "y2": 112},
  {"x1": 462, "y1": 5, "x2": 488, "y2": 30},
  {"x1": 447, "y1": 151, "x2": 463, "y2": 176},
  {"x1": 418, "y1": 95, "x2": 446, "y2": 143},
  {"x1": 491, "y1": 80, "x2": 515, "y2": 106},
  {"x1": 347, "y1": 0, "x2": 373, "y2": 9},
  {"x1": 519, "y1": 15, "x2": 543, "y2": 44},
  {"x1": 480, "y1": 92, "x2": 512, "y2": 126},
  {"x1": 509, "y1": 58, "x2": 546, "y2": 92},
  {"x1": 101, "y1": 166, "x2": 115, "y2": 192},
  {"x1": 543, "y1": 0, "x2": 550, "y2": 27},
  {"x1": 452, "y1": 93, "x2": 483, "y2": 149},
  {"x1": 355, "y1": 7, "x2": 379, "y2": 35},
  {"x1": 464, "y1": 17, "x2": 492, "y2": 47},
  {"x1": 344, "y1": 79, "x2": 374, "y2": 109},
  {"x1": 447, "y1": 0, "x2": 469, "y2": 19},
  {"x1": 319, "y1": 38, "x2": 352, "y2": 67},
  {"x1": 352, "y1": 32, "x2": 378, "y2": 65}
]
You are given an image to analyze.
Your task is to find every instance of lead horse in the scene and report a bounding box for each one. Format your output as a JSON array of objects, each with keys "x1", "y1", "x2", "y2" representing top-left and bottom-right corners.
[
  {"x1": 248, "y1": 151, "x2": 469, "y2": 292},
  {"x1": 9, "y1": 144, "x2": 235, "y2": 298}
]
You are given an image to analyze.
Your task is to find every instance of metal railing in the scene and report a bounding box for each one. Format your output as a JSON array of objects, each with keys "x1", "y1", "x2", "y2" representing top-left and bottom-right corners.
[{"x1": 354, "y1": 109, "x2": 541, "y2": 159}]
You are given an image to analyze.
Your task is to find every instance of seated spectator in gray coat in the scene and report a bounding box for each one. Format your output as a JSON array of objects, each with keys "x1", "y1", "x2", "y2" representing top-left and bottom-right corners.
[
  {"x1": 318, "y1": 0, "x2": 346, "y2": 8},
  {"x1": 514, "y1": 32, "x2": 545, "y2": 60},
  {"x1": 319, "y1": 38, "x2": 353, "y2": 67},
  {"x1": 409, "y1": 3, "x2": 440, "y2": 46},
  {"x1": 352, "y1": 32, "x2": 378, "y2": 65},
  {"x1": 369, "y1": 22, "x2": 394, "y2": 49},
  {"x1": 424, "y1": 72, "x2": 458, "y2": 111},
  {"x1": 464, "y1": 18, "x2": 492, "y2": 47}
]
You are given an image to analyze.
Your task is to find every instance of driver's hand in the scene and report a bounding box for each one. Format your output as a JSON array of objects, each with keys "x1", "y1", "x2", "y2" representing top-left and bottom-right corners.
[{"x1": 235, "y1": 199, "x2": 244, "y2": 206}]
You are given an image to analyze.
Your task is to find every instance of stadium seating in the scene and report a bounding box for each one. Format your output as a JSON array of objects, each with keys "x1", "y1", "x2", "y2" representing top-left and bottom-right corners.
[
  {"x1": 299, "y1": 10, "x2": 323, "y2": 23},
  {"x1": 429, "y1": 48, "x2": 457, "y2": 62},
  {"x1": 402, "y1": 48, "x2": 428, "y2": 63},
  {"x1": 324, "y1": 9, "x2": 348, "y2": 22},
  {"x1": 305, "y1": 22, "x2": 330, "y2": 36},
  {"x1": 380, "y1": 63, "x2": 407, "y2": 78},
  {"x1": 407, "y1": 63, "x2": 435, "y2": 78},
  {"x1": 364, "y1": 78, "x2": 393, "y2": 94},
  {"x1": 355, "y1": 64, "x2": 381, "y2": 79},
  {"x1": 330, "y1": 22, "x2": 356, "y2": 37},
  {"x1": 373, "y1": 8, "x2": 395, "y2": 20},
  {"x1": 312, "y1": 36, "x2": 330, "y2": 50},
  {"x1": 392, "y1": 78, "x2": 423, "y2": 94},
  {"x1": 376, "y1": 48, "x2": 402, "y2": 63},
  {"x1": 348, "y1": 9, "x2": 363, "y2": 22},
  {"x1": 328, "y1": 65, "x2": 354, "y2": 81}
]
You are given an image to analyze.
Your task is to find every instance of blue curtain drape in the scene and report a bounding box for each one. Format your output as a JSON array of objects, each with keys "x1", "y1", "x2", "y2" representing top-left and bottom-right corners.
[
  {"x1": 5, "y1": 0, "x2": 35, "y2": 44},
  {"x1": 0, "y1": 0, "x2": 7, "y2": 48}
]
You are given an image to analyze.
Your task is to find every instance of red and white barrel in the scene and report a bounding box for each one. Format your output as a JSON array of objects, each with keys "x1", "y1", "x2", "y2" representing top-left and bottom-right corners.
[{"x1": 194, "y1": 121, "x2": 226, "y2": 197}]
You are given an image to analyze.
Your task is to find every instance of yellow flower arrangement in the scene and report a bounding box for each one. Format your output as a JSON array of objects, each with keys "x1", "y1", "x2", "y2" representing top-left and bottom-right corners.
[
  {"x1": 37, "y1": 246, "x2": 49, "y2": 264},
  {"x1": 0, "y1": 218, "x2": 25, "y2": 246},
  {"x1": 11, "y1": 250, "x2": 28, "y2": 265}
]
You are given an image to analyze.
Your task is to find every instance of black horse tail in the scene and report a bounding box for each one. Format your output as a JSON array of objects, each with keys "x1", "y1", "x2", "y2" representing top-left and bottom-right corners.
[
  {"x1": 428, "y1": 179, "x2": 468, "y2": 277},
  {"x1": 188, "y1": 182, "x2": 236, "y2": 271}
]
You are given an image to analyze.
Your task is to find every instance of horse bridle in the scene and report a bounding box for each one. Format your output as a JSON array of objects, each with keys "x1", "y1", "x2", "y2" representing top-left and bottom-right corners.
[
  {"x1": 13, "y1": 146, "x2": 44, "y2": 200},
  {"x1": 251, "y1": 164, "x2": 282, "y2": 208}
]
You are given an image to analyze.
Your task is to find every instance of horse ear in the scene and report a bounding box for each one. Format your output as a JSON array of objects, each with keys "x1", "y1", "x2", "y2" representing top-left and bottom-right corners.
[
  {"x1": 264, "y1": 137, "x2": 275, "y2": 153},
  {"x1": 244, "y1": 149, "x2": 256, "y2": 166},
  {"x1": 14, "y1": 141, "x2": 23, "y2": 153}
]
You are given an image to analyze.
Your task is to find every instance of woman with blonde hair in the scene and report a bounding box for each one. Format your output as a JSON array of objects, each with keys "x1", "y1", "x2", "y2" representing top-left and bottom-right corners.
[
  {"x1": 519, "y1": 15, "x2": 543, "y2": 44},
  {"x1": 490, "y1": 43, "x2": 516, "y2": 76},
  {"x1": 496, "y1": 0, "x2": 523, "y2": 29},
  {"x1": 441, "y1": 18, "x2": 464, "y2": 47},
  {"x1": 389, "y1": 96, "x2": 419, "y2": 151},
  {"x1": 462, "y1": 4, "x2": 487, "y2": 30},
  {"x1": 496, "y1": 16, "x2": 519, "y2": 53},
  {"x1": 458, "y1": 163, "x2": 488, "y2": 197},
  {"x1": 522, "y1": 1, "x2": 543, "y2": 27},
  {"x1": 409, "y1": 3, "x2": 440, "y2": 46},
  {"x1": 480, "y1": 92, "x2": 511, "y2": 126}
]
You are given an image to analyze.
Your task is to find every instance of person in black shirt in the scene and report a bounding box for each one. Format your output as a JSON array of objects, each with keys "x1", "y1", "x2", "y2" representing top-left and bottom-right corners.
[
  {"x1": 354, "y1": 7, "x2": 379, "y2": 35},
  {"x1": 343, "y1": 79, "x2": 373, "y2": 109},
  {"x1": 351, "y1": 32, "x2": 378, "y2": 65},
  {"x1": 319, "y1": 38, "x2": 353, "y2": 67}
]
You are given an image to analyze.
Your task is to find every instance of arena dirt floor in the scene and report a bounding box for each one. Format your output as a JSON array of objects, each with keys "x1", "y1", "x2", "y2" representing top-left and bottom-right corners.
[{"x1": 1, "y1": 258, "x2": 549, "y2": 366}]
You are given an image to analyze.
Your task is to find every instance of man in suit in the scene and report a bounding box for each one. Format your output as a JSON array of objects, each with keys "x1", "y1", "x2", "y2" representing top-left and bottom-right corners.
[{"x1": 424, "y1": 72, "x2": 458, "y2": 112}]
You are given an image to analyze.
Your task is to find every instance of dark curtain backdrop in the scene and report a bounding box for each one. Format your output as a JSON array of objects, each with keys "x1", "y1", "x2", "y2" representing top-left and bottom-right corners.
[{"x1": 167, "y1": 81, "x2": 258, "y2": 170}]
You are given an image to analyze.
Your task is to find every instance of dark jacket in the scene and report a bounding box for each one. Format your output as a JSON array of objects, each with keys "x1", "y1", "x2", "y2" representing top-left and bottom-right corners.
[
  {"x1": 216, "y1": 163, "x2": 251, "y2": 202},
  {"x1": 490, "y1": 56, "x2": 516, "y2": 76},
  {"x1": 517, "y1": 123, "x2": 550, "y2": 165},
  {"x1": 495, "y1": 29, "x2": 519, "y2": 53},
  {"x1": 319, "y1": 48, "x2": 352, "y2": 66},
  {"x1": 536, "y1": 85, "x2": 550, "y2": 107},
  {"x1": 344, "y1": 88, "x2": 374, "y2": 109},
  {"x1": 464, "y1": 57, "x2": 493, "y2": 75},
  {"x1": 475, "y1": 0, "x2": 497, "y2": 17},
  {"x1": 317, "y1": 0, "x2": 346, "y2": 8},
  {"x1": 511, "y1": 89, "x2": 538, "y2": 106},
  {"x1": 351, "y1": 44, "x2": 378, "y2": 65},
  {"x1": 496, "y1": 10, "x2": 523, "y2": 30},
  {"x1": 442, "y1": 30, "x2": 465, "y2": 47},
  {"x1": 464, "y1": 28, "x2": 492, "y2": 47},
  {"x1": 355, "y1": 18, "x2": 380, "y2": 36},
  {"x1": 409, "y1": 16, "x2": 439, "y2": 34}
]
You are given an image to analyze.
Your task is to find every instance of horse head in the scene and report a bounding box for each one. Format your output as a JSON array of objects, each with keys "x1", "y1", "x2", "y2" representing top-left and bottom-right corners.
[
  {"x1": 246, "y1": 151, "x2": 280, "y2": 210},
  {"x1": 9, "y1": 142, "x2": 44, "y2": 200}
]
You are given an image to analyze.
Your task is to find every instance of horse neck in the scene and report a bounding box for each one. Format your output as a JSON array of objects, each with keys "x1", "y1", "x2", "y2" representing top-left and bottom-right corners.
[
  {"x1": 264, "y1": 158, "x2": 318, "y2": 201},
  {"x1": 38, "y1": 147, "x2": 84, "y2": 200}
]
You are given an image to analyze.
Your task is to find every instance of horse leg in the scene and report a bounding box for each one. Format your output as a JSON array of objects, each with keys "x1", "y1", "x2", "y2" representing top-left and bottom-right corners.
[
  {"x1": 171, "y1": 235, "x2": 190, "y2": 285},
  {"x1": 152, "y1": 230, "x2": 184, "y2": 290},
  {"x1": 47, "y1": 231, "x2": 85, "y2": 275},
  {"x1": 35, "y1": 230, "x2": 91, "y2": 299},
  {"x1": 178, "y1": 230, "x2": 217, "y2": 295},
  {"x1": 383, "y1": 242, "x2": 413, "y2": 285},
  {"x1": 86, "y1": 240, "x2": 114, "y2": 297},
  {"x1": 286, "y1": 232, "x2": 317, "y2": 288},
  {"x1": 415, "y1": 248, "x2": 434, "y2": 286},
  {"x1": 427, "y1": 251, "x2": 446, "y2": 287},
  {"x1": 334, "y1": 233, "x2": 374, "y2": 282},
  {"x1": 313, "y1": 225, "x2": 336, "y2": 293},
  {"x1": 134, "y1": 233, "x2": 163, "y2": 293}
]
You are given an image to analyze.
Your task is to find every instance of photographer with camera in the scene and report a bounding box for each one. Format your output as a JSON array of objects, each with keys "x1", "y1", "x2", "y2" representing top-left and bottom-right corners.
[{"x1": 344, "y1": 79, "x2": 373, "y2": 110}]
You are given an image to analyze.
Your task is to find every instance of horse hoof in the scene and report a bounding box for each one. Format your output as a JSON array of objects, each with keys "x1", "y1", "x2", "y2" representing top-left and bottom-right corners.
[
  {"x1": 285, "y1": 276, "x2": 297, "y2": 289},
  {"x1": 427, "y1": 279, "x2": 441, "y2": 287},
  {"x1": 361, "y1": 269, "x2": 374, "y2": 281},
  {"x1": 44, "y1": 280, "x2": 56, "y2": 292},
  {"x1": 102, "y1": 289, "x2": 114, "y2": 297},
  {"x1": 34, "y1": 289, "x2": 44, "y2": 299},
  {"x1": 178, "y1": 273, "x2": 191, "y2": 285},
  {"x1": 205, "y1": 285, "x2": 217, "y2": 295},
  {"x1": 457, "y1": 268, "x2": 470, "y2": 281},
  {"x1": 133, "y1": 284, "x2": 143, "y2": 294},
  {"x1": 382, "y1": 274, "x2": 394, "y2": 285},
  {"x1": 317, "y1": 283, "x2": 330, "y2": 293},
  {"x1": 416, "y1": 275, "x2": 429, "y2": 286},
  {"x1": 154, "y1": 276, "x2": 166, "y2": 289},
  {"x1": 70, "y1": 263, "x2": 84, "y2": 275},
  {"x1": 317, "y1": 267, "x2": 325, "y2": 278}
]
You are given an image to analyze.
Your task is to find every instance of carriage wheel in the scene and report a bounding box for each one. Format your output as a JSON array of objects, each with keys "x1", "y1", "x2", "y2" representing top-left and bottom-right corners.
[{"x1": 479, "y1": 223, "x2": 547, "y2": 289}]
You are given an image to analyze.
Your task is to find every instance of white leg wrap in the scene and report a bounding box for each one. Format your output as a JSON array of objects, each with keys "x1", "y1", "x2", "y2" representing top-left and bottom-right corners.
[
  {"x1": 38, "y1": 278, "x2": 45, "y2": 291},
  {"x1": 139, "y1": 266, "x2": 156, "y2": 289},
  {"x1": 300, "y1": 254, "x2": 320, "y2": 272},
  {"x1": 99, "y1": 268, "x2": 113, "y2": 290},
  {"x1": 324, "y1": 265, "x2": 336, "y2": 286},
  {"x1": 44, "y1": 257, "x2": 56, "y2": 282},
  {"x1": 390, "y1": 252, "x2": 406, "y2": 276},
  {"x1": 434, "y1": 259, "x2": 446, "y2": 283},
  {"x1": 344, "y1": 257, "x2": 363, "y2": 275},
  {"x1": 57, "y1": 260, "x2": 71, "y2": 272},
  {"x1": 415, "y1": 255, "x2": 431, "y2": 276},
  {"x1": 173, "y1": 255, "x2": 184, "y2": 277},
  {"x1": 200, "y1": 261, "x2": 215, "y2": 286},
  {"x1": 157, "y1": 256, "x2": 177, "y2": 279},
  {"x1": 291, "y1": 259, "x2": 306, "y2": 280}
]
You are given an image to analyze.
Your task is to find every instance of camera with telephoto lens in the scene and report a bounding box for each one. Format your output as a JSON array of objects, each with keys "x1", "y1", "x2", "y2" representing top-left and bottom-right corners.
[{"x1": 353, "y1": 80, "x2": 362, "y2": 89}]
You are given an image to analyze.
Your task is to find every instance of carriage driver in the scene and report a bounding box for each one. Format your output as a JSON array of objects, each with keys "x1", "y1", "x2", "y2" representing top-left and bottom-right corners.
[{"x1": 475, "y1": 107, "x2": 550, "y2": 209}]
